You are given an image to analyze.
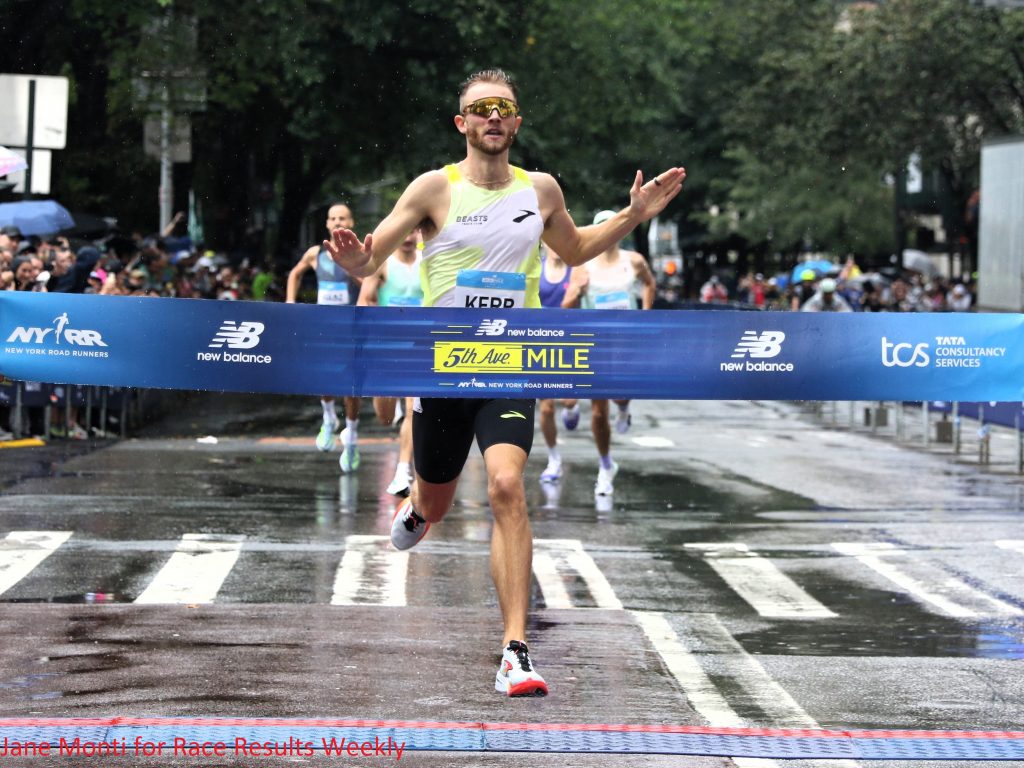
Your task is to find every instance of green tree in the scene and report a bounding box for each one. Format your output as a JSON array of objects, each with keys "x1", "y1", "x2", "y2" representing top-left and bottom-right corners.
[{"x1": 706, "y1": 0, "x2": 1024, "y2": 261}]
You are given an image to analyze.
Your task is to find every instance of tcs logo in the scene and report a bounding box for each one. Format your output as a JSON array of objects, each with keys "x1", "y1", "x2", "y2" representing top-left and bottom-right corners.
[{"x1": 881, "y1": 337, "x2": 930, "y2": 368}]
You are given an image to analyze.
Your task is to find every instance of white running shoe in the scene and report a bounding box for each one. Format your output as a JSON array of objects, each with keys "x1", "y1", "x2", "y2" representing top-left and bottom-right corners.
[
  {"x1": 386, "y1": 470, "x2": 412, "y2": 497},
  {"x1": 339, "y1": 442, "x2": 360, "y2": 473},
  {"x1": 316, "y1": 418, "x2": 339, "y2": 452},
  {"x1": 68, "y1": 424, "x2": 89, "y2": 440},
  {"x1": 561, "y1": 405, "x2": 580, "y2": 431},
  {"x1": 594, "y1": 461, "x2": 619, "y2": 496},
  {"x1": 614, "y1": 410, "x2": 632, "y2": 434},
  {"x1": 495, "y1": 640, "x2": 548, "y2": 697},
  {"x1": 540, "y1": 456, "x2": 562, "y2": 483},
  {"x1": 390, "y1": 496, "x2": 429, "y2": 550},
  {"x1": 337, "y1": 427, "x2": 360, "y2": 471}
]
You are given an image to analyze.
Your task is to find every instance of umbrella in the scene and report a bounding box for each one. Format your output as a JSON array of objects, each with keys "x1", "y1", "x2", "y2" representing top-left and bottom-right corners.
[
  {"x1": 847, "y1": 272, "x2": 892, "y2": 289},
  {"x1": 0, "y1": 200, "x2": 75, "y2": 236},
  {"x1": 901, "y1": 248, "x2": 939, "y2": 278},
  {"x1": 61, "y1": 210, "x2": 116, "y2": 238},
  {"x1": 790, "y1": 259, "x2": 836, "y2": 283},
  {"x1": 0, "y1": 145, "x2": 28, "y2": 177}
]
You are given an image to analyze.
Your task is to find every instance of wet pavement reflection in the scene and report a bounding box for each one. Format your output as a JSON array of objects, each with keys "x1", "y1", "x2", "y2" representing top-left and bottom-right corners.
[{"x1": 1, "y1": 392, "x2": 1023, "y2": 739}]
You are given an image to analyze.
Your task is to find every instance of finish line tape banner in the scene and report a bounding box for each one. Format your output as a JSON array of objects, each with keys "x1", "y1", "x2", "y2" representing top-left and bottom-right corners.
[{"x1": 1, "y1": 293, "x2": 1022, "y2": 401}]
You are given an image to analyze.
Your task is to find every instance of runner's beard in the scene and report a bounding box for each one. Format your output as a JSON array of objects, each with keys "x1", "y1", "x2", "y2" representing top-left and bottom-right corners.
[{"x1": 467, "y1": 125, "x2": 516, "y2": 155}]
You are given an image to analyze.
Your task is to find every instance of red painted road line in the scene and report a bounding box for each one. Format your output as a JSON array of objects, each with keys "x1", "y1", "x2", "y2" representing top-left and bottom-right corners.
[{"x1": 0, "y1": 718, "x2": 1021, "y2": 740}]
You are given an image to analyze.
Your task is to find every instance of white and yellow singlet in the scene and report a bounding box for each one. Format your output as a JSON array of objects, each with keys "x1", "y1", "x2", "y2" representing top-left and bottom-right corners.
[{"x1": 420, "y1": 164, "x2": 543, "y2": 309}]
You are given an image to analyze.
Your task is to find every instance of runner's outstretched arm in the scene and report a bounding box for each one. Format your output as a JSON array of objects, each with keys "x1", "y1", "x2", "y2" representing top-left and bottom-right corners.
[
  {"x1": 324, "y1": 172, "x2": 446, "y2": 278},
  {"x1": 539, "y1": 167, "x2": 685, "y2": 267}
]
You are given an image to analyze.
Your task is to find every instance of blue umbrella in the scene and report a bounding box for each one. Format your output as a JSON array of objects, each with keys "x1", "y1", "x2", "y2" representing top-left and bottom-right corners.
[
  {"x1": 790, "y1": 259, "x2": 836, "y2": 283},
  {"x1": 0, "y1": 200, "x2": 76, "y2": 236}
]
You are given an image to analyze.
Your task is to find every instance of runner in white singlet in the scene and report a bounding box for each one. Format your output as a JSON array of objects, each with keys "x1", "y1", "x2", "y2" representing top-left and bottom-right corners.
[{"x1": 561, "y1": 209, "x2": 656, "y2": 496}]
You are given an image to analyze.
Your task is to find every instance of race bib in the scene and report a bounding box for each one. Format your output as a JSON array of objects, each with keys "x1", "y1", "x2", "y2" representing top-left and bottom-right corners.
[
  {"x1": 453, "y1": 270, "x2": 526, "y2": 309},
  {"x1": 593, "y1": 290, "x2": 633, "y2": 310},
  {"x1": 387, "y1": 295, "x2": 422, "y2": 307},
  {"x1": 317, "y1": 280, "x2": 350, "y2": 306}
]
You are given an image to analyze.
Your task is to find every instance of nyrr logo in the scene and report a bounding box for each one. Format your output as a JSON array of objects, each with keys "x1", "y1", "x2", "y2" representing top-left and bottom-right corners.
[
  {"x1": 209, "y1": 321, "x2": 265, "y2": 349},
  {"x1": 475, "y1": 318, "x2": 508, "y2": 337},
  {"x1": 731, "y1": 330, "x2": 785, "y2": 359},
  {"x1": 6, "y1": 312, "x2": 107, "y2": 347},
  {"x1": 721, "y1": 330, "x2": 793, "y2": 373},
  {"x1": 881, "y1": 337, "x2": 930, "y2": 368},
  {"x1": 199, "y1": 321, "x2": 272, "y2": 364}
]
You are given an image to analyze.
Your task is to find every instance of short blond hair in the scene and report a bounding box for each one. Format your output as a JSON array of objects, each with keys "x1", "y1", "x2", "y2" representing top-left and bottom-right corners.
[{"x1": 458, "y1": 69, "x2": 519, "y2": 109}]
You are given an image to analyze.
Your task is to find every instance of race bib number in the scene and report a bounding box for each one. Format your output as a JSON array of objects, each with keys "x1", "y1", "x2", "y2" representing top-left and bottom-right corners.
[
  {"x1": 387, "y1": 295, "x2": 423, "y2": 307},
  {"x1": 593, "y1": 290, "x2": 633, "y2": 310},
  {"x1": 317, "y1": 280, "x2": 350, "y2": 306},
  {"x1": 454, "y1": 270, "x2": 526, "y2": 309}
]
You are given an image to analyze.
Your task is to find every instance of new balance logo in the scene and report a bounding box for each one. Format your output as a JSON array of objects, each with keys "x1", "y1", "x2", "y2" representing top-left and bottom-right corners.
[
  {"x1": 501, "y1": 411, "x2": 527, "y2": 419},
  {"x1": 476, "y1": 319, "x2": 508, "y2": 336},
  {"x1": 731, "y1": 331, "x2": 785, "y2": 359},
  {"x1": 209, "y1": 321, "x2": 265, "y2": 349},
  {"x1": 512, "y1": 210, "x2": 537, "y2": 223}
]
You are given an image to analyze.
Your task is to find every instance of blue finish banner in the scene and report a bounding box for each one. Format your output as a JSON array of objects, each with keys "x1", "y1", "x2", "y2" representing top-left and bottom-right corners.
[{"x1": 1, "y1": 292, "x2": 1022, "y2": 401}]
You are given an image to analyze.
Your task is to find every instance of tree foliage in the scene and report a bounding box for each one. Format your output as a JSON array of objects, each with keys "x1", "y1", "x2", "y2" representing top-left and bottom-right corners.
[{"x1": 1, "y1": 0, "x2": 1021, "y2": 265}]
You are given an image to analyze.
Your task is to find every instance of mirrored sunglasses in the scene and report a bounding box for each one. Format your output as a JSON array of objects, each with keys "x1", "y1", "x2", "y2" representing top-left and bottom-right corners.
[{"x1": 462, "y1": 96, "x2": 519, "y2": 119}]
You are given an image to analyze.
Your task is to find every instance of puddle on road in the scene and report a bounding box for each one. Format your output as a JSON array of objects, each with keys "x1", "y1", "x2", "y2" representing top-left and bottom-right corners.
[
  {"x1": 546, "y1": 464, "x2": 1024, "y2": 662},
  {"x1": 735, "y1": 617, "x2": 1024, "y2": 660},
  {"x1": 531, "y1": 466, "x2": 815, "y2": 527}
]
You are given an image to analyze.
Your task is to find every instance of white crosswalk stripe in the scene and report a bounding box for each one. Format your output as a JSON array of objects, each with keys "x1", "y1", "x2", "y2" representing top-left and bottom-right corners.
[
  {"x1": 832, "y1": 541, "x2": 1022, "y2": 618},
  {"x1": 2, "y1": 532, "x2": 1021, "y2": 623},
  {"x1": 995, "y1": 539, "x2": 1024, "y2": 555},
  {"x1": 332, "y1": 535, "x2": 408, "y2": 606},
  {"x1": 135, "y1": 534, "x2": 245, "y2": 604},
  {"x1": 633, "y1": 610, "x2": 859, "y2": 768},
  {"x1": 686, "y1": 543, "x2": 837, "y2": 619},
  {"x1": 533, "y1": 538, "x2": 623, "y2": 610},
  {"x1": 0, "y1": 531, "x2": 72, "y2": 596}
]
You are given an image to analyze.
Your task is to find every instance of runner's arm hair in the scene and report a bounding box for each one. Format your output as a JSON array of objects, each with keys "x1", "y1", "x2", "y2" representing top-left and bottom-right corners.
[
  {"x1": 361, "y1": 172, "x2": 446, "y2": 275},
  {"x1": 535, "y1": 175, "x2": 640, "y2": 267}
]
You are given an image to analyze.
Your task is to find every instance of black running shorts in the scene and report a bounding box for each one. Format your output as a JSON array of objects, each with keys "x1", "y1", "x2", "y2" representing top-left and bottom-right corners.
[{"x1": 413, "y1": 398, "x2": 535, "y2": 484}]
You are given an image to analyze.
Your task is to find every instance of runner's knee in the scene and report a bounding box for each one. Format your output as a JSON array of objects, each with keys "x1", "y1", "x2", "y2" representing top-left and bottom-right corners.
[{"x1": 488, "y1": 469, "x2": 526, "y2": 511}]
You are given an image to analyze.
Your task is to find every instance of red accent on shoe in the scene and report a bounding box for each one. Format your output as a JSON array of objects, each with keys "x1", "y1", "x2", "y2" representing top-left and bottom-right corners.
[{"x1": 505, "y1": 678, "x2": 549, "y2": 697}]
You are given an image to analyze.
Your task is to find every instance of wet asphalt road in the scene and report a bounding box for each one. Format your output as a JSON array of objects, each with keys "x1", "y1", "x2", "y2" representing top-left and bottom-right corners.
[{"x1": 1, "y1": 393, "x2": 1023, "y2": 768}]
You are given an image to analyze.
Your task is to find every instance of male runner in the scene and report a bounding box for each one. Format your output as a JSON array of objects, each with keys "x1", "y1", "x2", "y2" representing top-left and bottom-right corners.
[
  {"x1": 325, "y1": 68, "x2": 685, "y2": 697},
  {"x1": 356, "y1": 230, "x2": 424, "y2": 496},
  {"x1": 561, "y1": 209, "x2": 657, "y2": 496},
  {"x1": 287, "y1": 203, "x2": 363, "y2": 472},
  {"x1": 536, "y1": 246, "x2": 573, "y2": 483}
]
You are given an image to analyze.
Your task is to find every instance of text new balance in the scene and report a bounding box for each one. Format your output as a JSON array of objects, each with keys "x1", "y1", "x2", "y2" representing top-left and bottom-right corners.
[{"x1": 721, "y1": 330, "x2": 792, "y2": 372}]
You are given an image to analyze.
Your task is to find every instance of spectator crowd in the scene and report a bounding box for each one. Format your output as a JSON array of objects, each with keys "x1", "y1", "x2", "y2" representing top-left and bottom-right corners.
[
  {"x1": 0, "y1": 214, "x2": 284, "y2": 302},
  {"x1": 698, "y1": 254, "x2": 976, "y2": 313},
  {"x1": 0, "y1": 214, "x2": 289, "y2": 441}
]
